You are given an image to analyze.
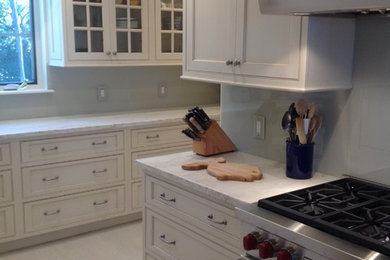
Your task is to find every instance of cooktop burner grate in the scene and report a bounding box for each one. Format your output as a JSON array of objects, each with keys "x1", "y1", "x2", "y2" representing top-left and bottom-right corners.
[{"x1": 258, "y1": 178, "x2": 390, "y2": 256}]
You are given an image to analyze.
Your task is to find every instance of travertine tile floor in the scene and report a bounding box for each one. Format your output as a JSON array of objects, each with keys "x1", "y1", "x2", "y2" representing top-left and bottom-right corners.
[{"x1": 0, "y1": 221, "x2": 142, "y2": 260}]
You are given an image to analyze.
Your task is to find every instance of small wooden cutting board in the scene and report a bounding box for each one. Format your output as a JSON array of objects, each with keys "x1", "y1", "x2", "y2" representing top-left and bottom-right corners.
[{"x1": 182, "y1": 158, "x2": 262, "y2": 182}]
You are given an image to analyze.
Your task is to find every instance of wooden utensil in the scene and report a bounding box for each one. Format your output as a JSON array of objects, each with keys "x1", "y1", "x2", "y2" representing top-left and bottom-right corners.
[
  {"x1": 296, "y1": 117, "x2": 307, "y2": 144},
  {"x1": 308, "y1": 103, "x2": 317, "y2": 119},
  {"x1": 308, "y1": 115, "x2": 322, "y2": 143},
  {"x1": 181, "y1": 157, "x2": 226, "y2": 170},
  {"x1": 182, "y1": 158, "x2": 262, "y2": 182},
  {"x1": 296, "y1": 99, "x2": 308, "y2": 118}
]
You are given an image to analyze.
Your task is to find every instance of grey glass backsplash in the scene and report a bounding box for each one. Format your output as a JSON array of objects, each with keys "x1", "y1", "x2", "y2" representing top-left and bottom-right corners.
[{"x1": 220, "y1": 17, "x2": 390, "y2": 185}]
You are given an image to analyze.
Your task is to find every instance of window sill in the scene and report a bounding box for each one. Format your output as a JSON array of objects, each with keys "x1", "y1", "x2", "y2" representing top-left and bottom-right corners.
[{"x1": 0, "y1": 89, "x2": 55, "y2": 96}]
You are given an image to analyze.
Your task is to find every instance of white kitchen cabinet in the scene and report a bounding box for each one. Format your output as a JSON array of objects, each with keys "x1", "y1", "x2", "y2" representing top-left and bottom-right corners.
[
  {"x1": 0, "y1": 206, "x2": 15, "y2": 239},
  {"x1": 47, "y1": 0, "x2": 182, "y2": 66},
  {"x1": 0, "y1": 107, "x2": 219, "y2": 252},
  {"x1": 145, "y1": 208, "x2": 238, "y2": 260},
  {"x1": 0, "y1": 144, "x2": 11, "y2": 167},
  {"x1": 182, "y1": 0, "x2": 355, "y2": 92},
  {"x1": 24, "y1": 186, "x2": 125, "y2": 233},
  {"x1": 143, "y1": 175, "x2": 242, "y2": 259},
  {"x1": 155, "y1": 0, "x2": 184, "y2": 60},
  {"x1": 129, "y1": 125, "x2": 191, "y2": 213}
]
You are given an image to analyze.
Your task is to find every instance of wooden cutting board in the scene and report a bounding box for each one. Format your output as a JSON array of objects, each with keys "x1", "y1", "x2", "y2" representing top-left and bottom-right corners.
[{"x1": 182, "y1": 158, "x2": 262, "y2": 182}]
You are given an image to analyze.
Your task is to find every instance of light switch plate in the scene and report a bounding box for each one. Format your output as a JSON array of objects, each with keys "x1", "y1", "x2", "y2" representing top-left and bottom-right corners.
[
  {"x1": 158, "y1": 82, "x2": 168, "y2": 97},
  {"x1": 253, "y1": 114, "x2": 265, "y2": 140}
]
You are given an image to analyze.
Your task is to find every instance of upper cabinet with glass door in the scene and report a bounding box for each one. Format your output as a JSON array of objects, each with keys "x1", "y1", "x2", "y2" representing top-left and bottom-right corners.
[
  {"x1": 155, "y1": 0, "x2": 183, "y2": 60},
  {"x1": 47, "y1": 0, "x2": 181, "y2": 66}
]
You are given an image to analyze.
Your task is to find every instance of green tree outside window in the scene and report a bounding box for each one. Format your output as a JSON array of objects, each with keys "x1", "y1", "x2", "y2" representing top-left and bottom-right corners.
[{"x1": 0, "y1": 0, "x2": 36, "y2": 85}]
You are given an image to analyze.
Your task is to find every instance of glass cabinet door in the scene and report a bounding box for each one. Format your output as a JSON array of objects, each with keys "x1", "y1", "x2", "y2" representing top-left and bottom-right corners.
[
  {"x1": 112, "y1": 0, "x2": 149, "y2": 60},
  {"x1": 68, "y1": 0, "x2": 110, "y2": 60},
  {"x1": 156, "y1": 0, "x2": 183, "y2": 60}
]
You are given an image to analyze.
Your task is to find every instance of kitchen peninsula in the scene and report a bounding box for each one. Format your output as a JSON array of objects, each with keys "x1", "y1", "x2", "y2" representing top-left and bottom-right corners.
[{"x1": 137, "y1": 151, "x2": 338, "y2": 260}]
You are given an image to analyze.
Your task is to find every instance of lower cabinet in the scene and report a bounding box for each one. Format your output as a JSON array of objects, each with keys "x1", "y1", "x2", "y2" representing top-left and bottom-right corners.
[
  {"x1": 144, "y1": 175, "x2": 241, "y2": 260},
  {"x1": 0, "y1": 206, "x2": 15, "y2": 239},
  {"x1": 24, "y1": 186, "x2": 125, "y2": 233},
  {"x1": 0, "y1": 116, "x2": 215, "y2": 251},
  {"x1": 145, "y1": 208, "x2": 238, "y2": 260},
  {"x1": 129, "y1": 145, "x2": 191, "y2": 213}
]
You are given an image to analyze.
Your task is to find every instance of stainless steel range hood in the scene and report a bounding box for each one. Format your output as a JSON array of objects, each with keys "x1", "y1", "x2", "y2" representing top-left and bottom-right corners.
[{"x1": 259, "y1": 0, "x2": 390, "y2": 15}]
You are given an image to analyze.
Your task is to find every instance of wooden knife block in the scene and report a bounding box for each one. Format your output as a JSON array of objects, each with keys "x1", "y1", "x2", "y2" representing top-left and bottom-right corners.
[{"x1": 193, "y1": 120, "x2": 236, "y2": 156}]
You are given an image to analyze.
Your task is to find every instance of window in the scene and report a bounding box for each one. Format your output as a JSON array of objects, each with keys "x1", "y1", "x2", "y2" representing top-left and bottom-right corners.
[
  {"x1": 0, "y1": 0, "x2": 47, "y2": 92},
  {"x1": 0, "y1": 0, "x2": 36, "y2": 85}
]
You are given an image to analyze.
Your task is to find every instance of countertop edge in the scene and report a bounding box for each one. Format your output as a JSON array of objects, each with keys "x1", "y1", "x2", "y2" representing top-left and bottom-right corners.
[{"x1": 0, "y1": 106, "x2": 220, "y2": 140}]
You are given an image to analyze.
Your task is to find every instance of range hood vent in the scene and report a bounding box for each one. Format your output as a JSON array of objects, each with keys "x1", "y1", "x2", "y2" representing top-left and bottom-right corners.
[{"x1": 259, "y1": 0, "x2": 390, "y2": 16}]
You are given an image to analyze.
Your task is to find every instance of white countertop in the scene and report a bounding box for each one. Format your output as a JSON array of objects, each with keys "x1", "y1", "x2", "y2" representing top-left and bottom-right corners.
[
  {"x1": 137, "y1": 151, "x2": 340, "y2": 208},
  {"x1": 0, "y1": 105, "x2": 219, "y2": 140}
]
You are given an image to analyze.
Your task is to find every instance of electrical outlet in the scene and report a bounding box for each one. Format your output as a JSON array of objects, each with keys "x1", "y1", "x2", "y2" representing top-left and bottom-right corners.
[
  {"x1": 97, "y1": 86, "x2": 108, "y2": 102},
  {"x1": 253, "y1": 115, "x2": 265, "y2": 140},
  {"x1": 158, "y1": 82, "x2": 167, "y2": 97}
]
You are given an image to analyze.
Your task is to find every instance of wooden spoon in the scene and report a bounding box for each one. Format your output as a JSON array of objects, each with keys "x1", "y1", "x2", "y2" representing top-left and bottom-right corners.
[
  {"x1": 296, "y1": 117, "x2": 307, "y2": 144},
  {"x1": 182, "y1": 157, "x2": 226, "y2": 170},
  {"x1": 296, "y1": 99, "x2": 308, "y2": 118},
  {"x1": 308, "y1": 103, "x2": 317, "y2": 119},
  {"x1": 308, "y1": 116, "x2": 322, "y2": 143}
]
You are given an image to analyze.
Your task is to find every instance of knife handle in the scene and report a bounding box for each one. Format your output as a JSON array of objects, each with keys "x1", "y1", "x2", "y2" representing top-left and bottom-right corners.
[
  {"x1": 189, "y1": 117, "x2": 205, "y2": 134},
  {"x1": 198, "y1": 108, "x2": 210, "y2": 121},
  {"x1": 183, "y1": 117, "x2": 198, "y2": 133}
]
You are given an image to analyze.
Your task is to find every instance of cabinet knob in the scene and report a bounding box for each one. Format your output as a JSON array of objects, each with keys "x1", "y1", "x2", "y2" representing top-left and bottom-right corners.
[
  {"x1": 234, "y1": 60, "x2": 241, "y2": 66},
  {"x1": 226, "y1": 60, "x2": 233, "y2": 66},
  {"x1": 112, "y1": 51, "x2": 117, "y2": 55},
  {"x1": 106, "y1": 51, "x2": 112, "y2": 55}
]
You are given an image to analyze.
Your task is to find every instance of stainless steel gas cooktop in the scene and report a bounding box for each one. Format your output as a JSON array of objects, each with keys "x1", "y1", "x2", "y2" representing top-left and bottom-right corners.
[
  {"x1": 237, "y1": 177, "x2": 390, "y2": 260},
  {"x1": 258, "y1": 178, "x2": 390, "y2": 257}
]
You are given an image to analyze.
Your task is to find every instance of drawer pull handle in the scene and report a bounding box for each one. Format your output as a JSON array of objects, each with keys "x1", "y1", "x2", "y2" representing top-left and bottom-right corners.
[
  {"x1": 92, "y1": 169, "x2": 108, "y2": 174},
  {"x1": 44, "y1": 209, "x2": 61, "y2": 216},
  {"x1": 146, "y1": 134, "x2": 159, "y2": 139},
  {"x1": 159, "y1": 193, "x2": 176, "y2": 203},
  {"x1": 207, "y1": 214, "x2": 227, "y2": 225},
  {"x1": 159, "y1": 234, "x2": 176, "y2": 245},
  {"x1": 93, "y1": 200, "x2": 108, "y2": 206},
  {"x1": 41, "y1": 146, "x2": 58, "y2": 152},
  {"x1": 42, "y1": 176, "x2": 60, "y2": 182},
  {"x1": 92, "y1": 140, "x2": 107, "y2": 146}
]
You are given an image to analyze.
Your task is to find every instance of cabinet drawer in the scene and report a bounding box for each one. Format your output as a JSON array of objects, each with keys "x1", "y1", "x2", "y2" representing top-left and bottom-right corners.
[
  {"x1": 24, "y1": 186, "x2": 125, "y2": 233},
  {"x1": 131, "y1": 181, "x2": 142, "y2": 212},
  {"x1": 0, "y1": 206, "x2": 15, "y2": 239},
  {"x1": 0, "y1": 170, "x2": 12, "y2": 203},
  {"x1": 145, "y1": 208, "x2": 237, "y2": 260},
  {"x1": 131, "y1": 146, "x2": 190, "y2": 180},
  {"x1": 22, "y1": 155, "x2": 125, "y2": 198},
  {"x1": 131, "y1": 125, "x2": 190, "y2": 150},
  {"x1": 146, "y1": 176, "x2": 240, "y2": 240},
  {"x1": 21, "y1": 132, "x2": 124, "y2": 163},
  {"x1": 0, "y1": 144, "x2": 11, "y2": 167}
]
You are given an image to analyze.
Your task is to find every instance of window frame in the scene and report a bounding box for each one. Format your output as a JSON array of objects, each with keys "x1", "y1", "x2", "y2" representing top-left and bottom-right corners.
[{"x1": 0, "y1": 0, "x2": 48, "y2": 92}]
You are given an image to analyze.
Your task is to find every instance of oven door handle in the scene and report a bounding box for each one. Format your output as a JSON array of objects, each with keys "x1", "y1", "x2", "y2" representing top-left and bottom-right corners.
[{"x1": 237, "y1": 254, "x2": 259, "y2": 260}]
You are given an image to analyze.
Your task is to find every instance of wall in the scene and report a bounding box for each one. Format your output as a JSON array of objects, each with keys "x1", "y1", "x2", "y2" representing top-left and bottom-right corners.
[
  {"x1": 0, "y1": 66, "x2": 220, "y2": 120},
  {"x1": 221, "y1": 17, "x2": 390, "y2": 181}
]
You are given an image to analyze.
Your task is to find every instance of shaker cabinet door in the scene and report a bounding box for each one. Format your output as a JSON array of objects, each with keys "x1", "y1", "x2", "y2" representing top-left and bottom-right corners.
[
  {"x1": 66, "y1": 0, "x2": 111, "y2": 61},
  {"x1": 110, "y1": 0, "x2": 149, "y2": 60},
  {"x1": 155, "y1": 0, "x2": 183, "y2": 60},
  {"x1": 185, "y1": 0, "x2": 237, "y2": 74},
  {"x1": 234, "y1": 0, "x2": 302, "y2": 79}
]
